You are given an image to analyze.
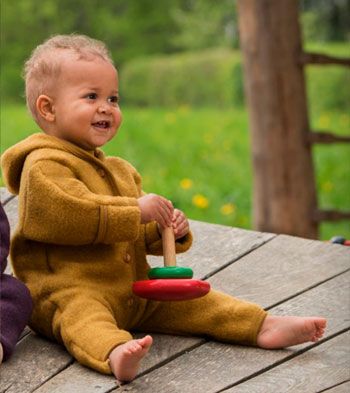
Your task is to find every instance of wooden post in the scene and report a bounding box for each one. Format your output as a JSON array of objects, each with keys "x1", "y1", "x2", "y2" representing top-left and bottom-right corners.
[{"x1": 237, "y1": 0, "x2": 318, "y2": 239}]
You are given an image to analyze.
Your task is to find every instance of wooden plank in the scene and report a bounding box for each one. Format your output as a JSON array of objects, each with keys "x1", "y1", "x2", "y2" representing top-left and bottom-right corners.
[
  {"x1": 3, "y1": 195, "x2": 348, "y2": 392},
  {"x1": 2, "y1": 331, "x2": 202, "y2": 393},
  {"x1": 2, "y1": 197, "x2": 18, "y2": 274},
  {"x1": 33, "y1": 335, "x2": 204, "y2": 393},
  {"x1": 208, "y1": 234, "x2": 350, "y2": 309},
  {"x1": 149, "y1": 219, "x2": 275, "y2": 279},
  {"x1": 31, "y1": 362, "x2": 116, "y2": 393},
  {"x1": 17, "y1": 233, "x2": 350, "y2": 392},
  {"x1": 223, "y1": 332, "x2": 350, "y2": 392},
  {"x1": 2, "y1": 196, "x2": 19, "y2": 238},
  {"x1": 114, "y1": 271, "x2": 349, "y2": 392},
  {"x1": 0, "y1": 187, "x2": 15, "y2": 205},
  {"x1": 326, "y1": 381, "x2": 350, "y2": 393},
  {"x1": 0, "y1": 333, "x2": 72, "y2": 393}
]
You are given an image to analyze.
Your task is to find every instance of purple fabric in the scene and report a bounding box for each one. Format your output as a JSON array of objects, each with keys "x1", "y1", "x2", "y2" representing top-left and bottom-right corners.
[
  {"x1": 0, "y1": 203, "x2": 10, "y2": 274},
  {"x1": 0, "y1": 203, "x2": 32, "y2": 361}
]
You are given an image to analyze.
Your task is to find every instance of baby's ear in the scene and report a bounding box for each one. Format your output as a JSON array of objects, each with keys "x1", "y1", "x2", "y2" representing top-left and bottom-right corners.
[{"x1": 36, "y1": 95, "x2": 55, "y2": 122}]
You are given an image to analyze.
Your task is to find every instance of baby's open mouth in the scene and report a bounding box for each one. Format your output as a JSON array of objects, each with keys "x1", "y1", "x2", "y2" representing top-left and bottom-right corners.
[{"x1": 92, "y1": 121, "x2": 110, "y2": 129}]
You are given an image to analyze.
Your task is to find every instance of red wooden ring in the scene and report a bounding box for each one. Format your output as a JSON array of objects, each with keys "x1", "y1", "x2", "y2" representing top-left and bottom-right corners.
[{"x1": 132, "y1": 279, "x2": 210, "y2": 301}]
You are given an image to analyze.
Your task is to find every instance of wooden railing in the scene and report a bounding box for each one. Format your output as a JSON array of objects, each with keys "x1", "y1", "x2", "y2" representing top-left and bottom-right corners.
[
  {"x1": 237, "y1": 0, "x2": 349, "y2": 238},
  {"x1": 302, "y1": 51, "x2": 350, "y2": 224}
]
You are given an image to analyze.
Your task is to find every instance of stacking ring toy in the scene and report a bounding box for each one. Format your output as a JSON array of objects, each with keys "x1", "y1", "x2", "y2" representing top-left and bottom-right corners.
[
  {"x1": 133, "y1": 227, "x2": 210, "y2": 301},
  {"x1": 148, "y1": 266, "x2": 193, "y2": 279}
]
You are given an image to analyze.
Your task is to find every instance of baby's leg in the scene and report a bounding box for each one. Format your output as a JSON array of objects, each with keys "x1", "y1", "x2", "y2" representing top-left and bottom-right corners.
[
  {"x1": 52, "y1": 295, "x2": 134, "y2": 375},
  {"x1": 256, "y1": 315, "x2": 327, "y2": 349},
  {"x1": 137, "y1": 290, "x2": 267, "y2": 345},
  {"x1": 109, "y1": 335, "x2": 153, "y2": 382},
  {"x1": 136, "y1": 290, "x2": 326, "y2": 349}
]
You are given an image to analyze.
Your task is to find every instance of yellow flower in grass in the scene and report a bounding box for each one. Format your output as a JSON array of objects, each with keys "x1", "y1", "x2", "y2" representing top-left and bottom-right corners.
[
  {"x1": 340, "y1": 114, "x2": 349, "y2": 126},
  {"x1": 318, "y1": 114, "x2": 330, "y2": 128},
  {"x1": 178, "y1": 105, "x2": 191, "y2": 114},
  {"x1": 180, "y1": 178, "x2": 193, "y2": 190},
  {"x1": 220, "y1": 203, "x2": 236, "y2": 216},
  {"x1": 165, "y1": 112, "x2": 177, "y2": 124},
  {"x1": 322, "y1": 181, "x2": 334, "y2": 193},
  {"x1": 204, "y1": 132, "x2": 214, "y2": 145},
  {"x1": 192, "y1": 194, "x2": 209, "y2": 209}
]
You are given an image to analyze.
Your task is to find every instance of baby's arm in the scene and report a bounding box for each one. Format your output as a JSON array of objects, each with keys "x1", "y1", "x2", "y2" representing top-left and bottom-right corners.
[{"x1": 19, "y1": 160, "x2": 142, "y2": 245}]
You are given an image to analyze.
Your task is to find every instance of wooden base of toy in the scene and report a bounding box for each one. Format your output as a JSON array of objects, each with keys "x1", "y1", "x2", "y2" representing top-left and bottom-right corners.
[{"x1": 132, "y1": 279, "x2": 210, "y2": 301}]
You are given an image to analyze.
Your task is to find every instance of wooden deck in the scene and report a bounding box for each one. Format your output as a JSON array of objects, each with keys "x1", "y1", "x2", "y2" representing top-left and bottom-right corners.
[{"x1": 1, "y1": 187, "x2": 349, "y2": 393}]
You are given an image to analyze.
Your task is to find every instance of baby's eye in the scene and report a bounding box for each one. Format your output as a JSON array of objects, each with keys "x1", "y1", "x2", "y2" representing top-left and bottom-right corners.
[
  {"x1": 108, "y1": 95, "x2": 119, "y2": 104},
  {"x1": 86, "y1": 93, "x2": 97, "y2": 100}
]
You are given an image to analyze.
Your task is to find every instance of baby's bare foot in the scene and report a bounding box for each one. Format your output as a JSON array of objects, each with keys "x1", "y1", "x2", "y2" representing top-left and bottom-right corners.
[
  {"x1": 109, "y1": 335, "x2": 153, "y2": 382},
  {"x1": 257, "y1": 315, "x2": 327, "y2": 349}
]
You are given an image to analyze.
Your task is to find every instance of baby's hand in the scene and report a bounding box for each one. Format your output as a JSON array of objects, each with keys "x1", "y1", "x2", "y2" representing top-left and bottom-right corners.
[
  {"x1": 172, "y1": 208, "x2": 189, "y2": 240},
  {"x1": 138, "y1": 194, "x2": 174, "y2": 228}
]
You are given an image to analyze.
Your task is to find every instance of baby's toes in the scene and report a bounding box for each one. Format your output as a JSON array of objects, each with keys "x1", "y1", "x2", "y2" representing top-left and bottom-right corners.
[
  {"x1": 124, "y1": 348, "x2": 133, "y2": 355},
  {"x1": 317, "y1": 327, "x2": 325, "y2": 336},
  {"x1": 134, "y1": 343, "x2": 143, "y2": 352}
]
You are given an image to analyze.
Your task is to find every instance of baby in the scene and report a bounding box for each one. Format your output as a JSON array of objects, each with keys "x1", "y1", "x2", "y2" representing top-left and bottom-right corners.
[{"x1": 1, "y1": 34, "x2": 326, "y2": 381}]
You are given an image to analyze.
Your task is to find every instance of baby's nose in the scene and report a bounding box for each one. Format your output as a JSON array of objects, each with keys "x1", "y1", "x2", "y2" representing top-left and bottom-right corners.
[{"x1": 98, "y1": 105, "x2": 110, "y2": 114}]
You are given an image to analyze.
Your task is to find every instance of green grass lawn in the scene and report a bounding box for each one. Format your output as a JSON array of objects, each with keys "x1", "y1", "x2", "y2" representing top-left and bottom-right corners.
[{"x1": 1, "y1": 104, "x2": 349, "y2": 240}]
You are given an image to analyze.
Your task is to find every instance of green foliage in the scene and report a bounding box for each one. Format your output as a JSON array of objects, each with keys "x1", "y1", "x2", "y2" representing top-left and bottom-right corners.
[
  {"x1": 300, "y1": 0, "x2": 350, "y2": 41},
  {"x1": 121, "y1": 49, "x2": 243, "y2": 108},
  {"x1": 0, "y1": 0, "x2": 185, "y2": 100},
  {"x1": 0, "y1": 0, "x2": 240, "y2": 102},
  {"x1": 1, "y1": 0, "x2": 349, "y2": 103},
  {"x1": 304, "y1": 42, "x2": 350, "y2": 113},
  {"x1": 306, "y1": 66, "x2": 350, "y2": 112},
  {"x1": 1, "y1": 105, "x2": 349, "y2": 241},
  {"x1": 121, "y1": 44, "x2": 348, "y2": 111},
  {"x1": 170, "y1": 0, "x2": 238, "y2": 50}
]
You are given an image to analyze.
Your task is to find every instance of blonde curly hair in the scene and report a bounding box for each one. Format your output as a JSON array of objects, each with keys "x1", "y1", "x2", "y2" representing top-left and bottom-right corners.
[{"x1": 23, "y1": 34, "x2": 114, "y2": 122}]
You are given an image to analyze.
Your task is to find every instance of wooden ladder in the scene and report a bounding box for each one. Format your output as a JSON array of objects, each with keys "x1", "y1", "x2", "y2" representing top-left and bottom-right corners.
[{"x1": 237, "y1": 0, "x2": 350, "y2": 239}]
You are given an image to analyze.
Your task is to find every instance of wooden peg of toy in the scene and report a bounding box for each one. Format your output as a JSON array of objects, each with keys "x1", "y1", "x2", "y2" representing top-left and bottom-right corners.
[{"x1": 162, "y1": 226, "x2": 176, "y2": 266}]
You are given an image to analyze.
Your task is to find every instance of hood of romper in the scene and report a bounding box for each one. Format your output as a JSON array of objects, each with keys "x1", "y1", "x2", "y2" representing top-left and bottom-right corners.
[{"x1": 1, "y1": 132, "x2": 78, "y2": 195}]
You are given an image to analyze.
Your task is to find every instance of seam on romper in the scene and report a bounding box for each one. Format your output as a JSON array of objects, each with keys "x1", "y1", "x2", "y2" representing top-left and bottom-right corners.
[{"x1": 94, "y1": 205, "x2": 107, "y2": 244}]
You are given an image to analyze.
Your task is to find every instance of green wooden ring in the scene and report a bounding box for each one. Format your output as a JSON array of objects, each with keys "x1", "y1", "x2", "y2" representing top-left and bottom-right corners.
[{"x1": 148, "y1": 266, "x2": 193, "y2": 279}]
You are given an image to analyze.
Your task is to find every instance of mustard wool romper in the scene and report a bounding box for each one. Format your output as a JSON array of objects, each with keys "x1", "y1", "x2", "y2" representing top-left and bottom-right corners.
[{"x1": 1, "y1": 133, "x2": 267, "y2": 374}]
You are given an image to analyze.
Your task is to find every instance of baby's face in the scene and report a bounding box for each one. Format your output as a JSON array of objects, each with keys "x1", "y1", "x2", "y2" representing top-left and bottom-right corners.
[{"x1": 49, "y1": 55, "x2": 122, "y2": 150}]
